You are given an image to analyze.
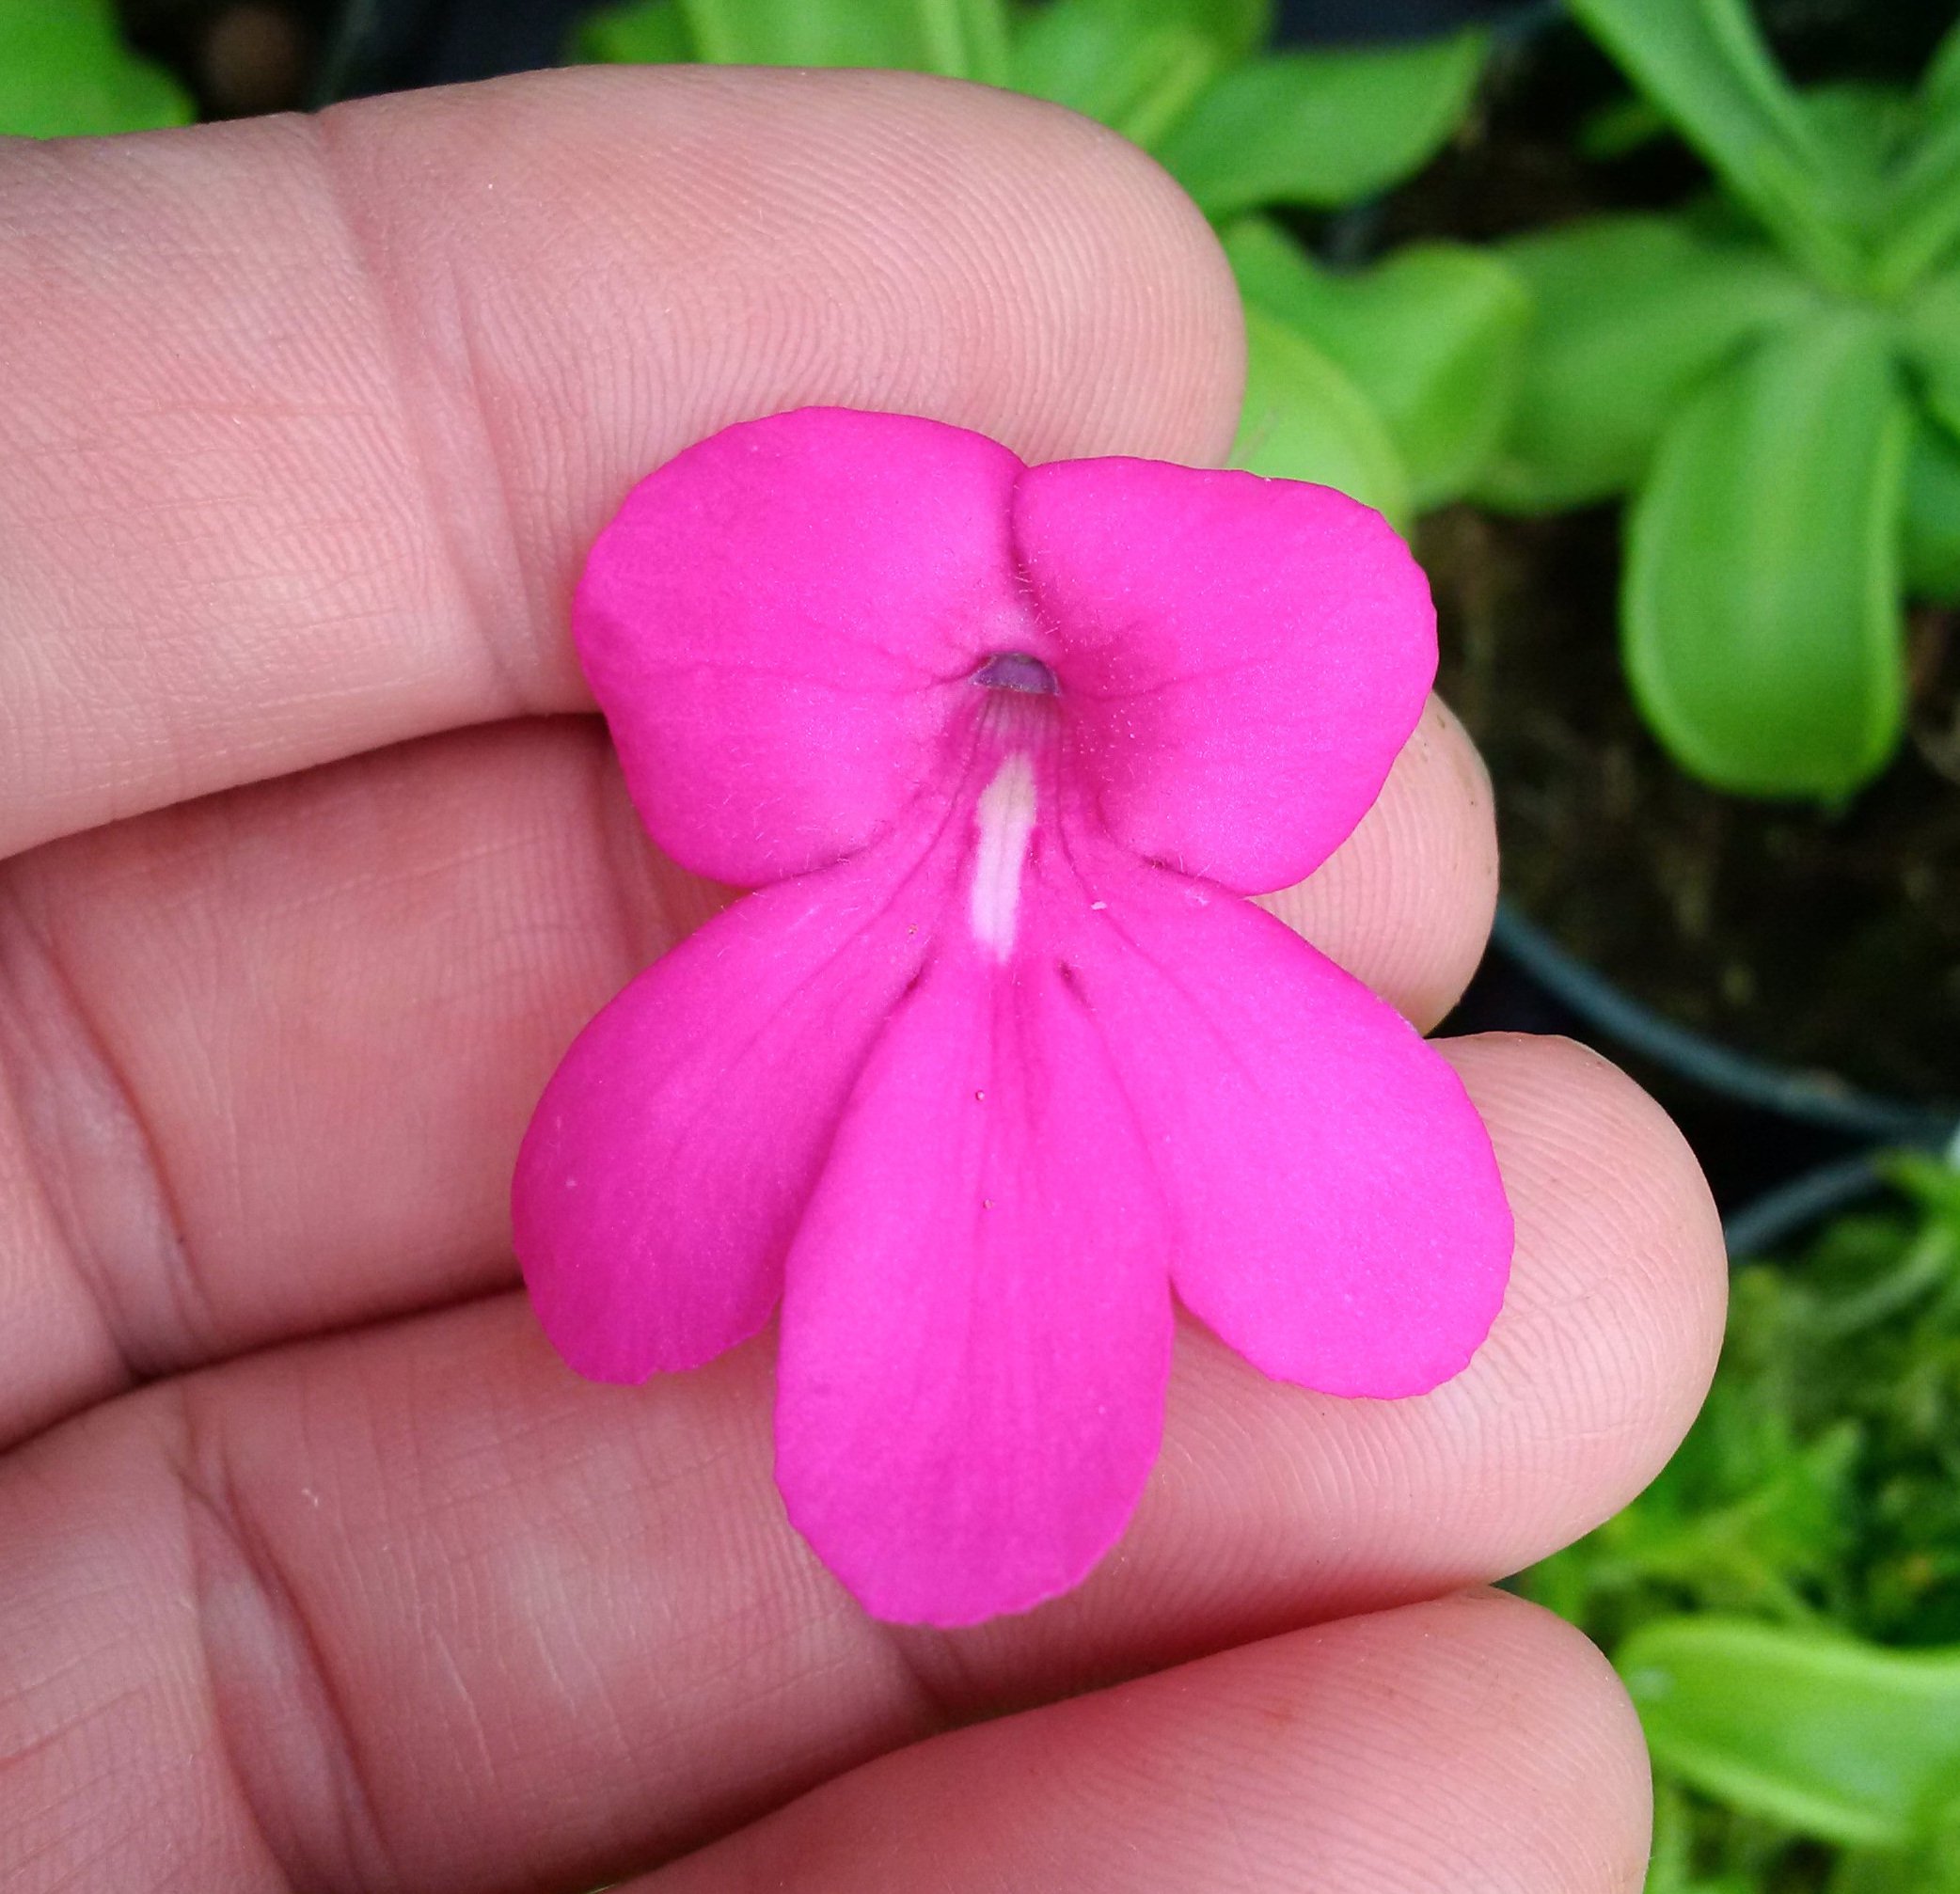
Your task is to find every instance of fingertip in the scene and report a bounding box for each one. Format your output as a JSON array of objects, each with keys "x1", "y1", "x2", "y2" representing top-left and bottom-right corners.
[
  {"x1": 1262, "y1": 695, "x2": 1498, "y2": 1030},
  {"x1": 1386, "y1": 1588, "x2": 1652, "y2": 1890},
  {"x1": 1440, "y1": 1032, "x2": 1728, "y2": 1511}
]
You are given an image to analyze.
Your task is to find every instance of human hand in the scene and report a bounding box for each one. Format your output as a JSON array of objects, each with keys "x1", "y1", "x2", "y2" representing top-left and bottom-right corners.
[{"x1": 0, "y1": 68, "x2": 1725, "y2": 1893}]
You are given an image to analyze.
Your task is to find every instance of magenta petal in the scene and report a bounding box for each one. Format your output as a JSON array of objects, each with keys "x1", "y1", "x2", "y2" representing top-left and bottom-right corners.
[
  {"x1": 575, "y1": 407, "x2": 1031, "y2": 888},
  {"x1": 774, "y1": 951, "x2": 1174, "y2": 1627},
  {"x1": 512, "y1": 838, "x2": 948, "y2": 1382},
  {"x1": 1015, "y1": 457, "x2": 1435, "y2": 893},
  {"x1": 1066, "y1": 860, "x2": 1512, "y2": 1398}
]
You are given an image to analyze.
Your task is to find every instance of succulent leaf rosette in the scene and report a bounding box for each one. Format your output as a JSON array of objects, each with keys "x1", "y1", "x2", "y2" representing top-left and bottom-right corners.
[{"x1": 514, "y1": 407, "x2": 1513, "y2": 1626}]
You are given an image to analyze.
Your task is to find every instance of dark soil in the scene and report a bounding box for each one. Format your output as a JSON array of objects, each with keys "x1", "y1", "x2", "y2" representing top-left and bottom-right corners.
[
  {"x1": 121, "y1": 0, "x2": 325, "y2": 118},
  {"x1": 1424, "y1": 503, "x2": 1960, "y2": 1104}
]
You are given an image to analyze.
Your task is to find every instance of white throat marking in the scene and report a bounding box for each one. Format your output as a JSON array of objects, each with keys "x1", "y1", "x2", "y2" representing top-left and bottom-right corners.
[{"x1": 969, "y1": 751, "x2": 1036, "y2": 961}]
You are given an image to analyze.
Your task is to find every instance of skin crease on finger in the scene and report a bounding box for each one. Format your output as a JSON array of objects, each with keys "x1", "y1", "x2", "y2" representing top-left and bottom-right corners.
[{"x1": 0, "y1": 62, "x2": 1720, "y2": 1894}]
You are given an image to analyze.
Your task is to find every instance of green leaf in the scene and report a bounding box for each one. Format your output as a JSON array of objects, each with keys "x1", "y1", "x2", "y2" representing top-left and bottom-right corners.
[
  {"x1": 1622, "y1": 310, "x2": 1909, "y2": 799},
  {"x1": 1873, "y1": 34, "x2": 1960, "y2": 293},
  {"x1": 1223, "y1": 216, "x2": 1527, "y2": 508},
  {"x1": 1905, "y1": 409, "x2": 1960, "y2": 605},
  {"x1": 1565, "y1": 0, "x2": 1863, "y2": 290},
  {"x1": 1831, "y1": 1840, "x2": 1960, "y2": 1894},
  {"x1": 943, "y1": 0, "x2": 1013, "y2": 87},
  {"x1": 1154, "y1": 26, "x2": 1486, "y2": 218},
  {"x1": 1150, "y1": 0, "x2": 1270, "y2": 62},
  {"x1": 1477, "y1": 213, "x2": 1813, "y2": 511},
  {"x1": 1008, "y1": 0, "x2": 1225, "y2": 147},
  {"x1": 1577, "y1": 92, "x2": 1668, "y2": 161},
  {"x1": 1801, "y1": 83, "x2": 1919, "y2": 225},
  {"x1": 1230, "y1": 305, "x2": 1408, "y2": 525},
  {"x1": 674, "y1": 0, "x2": 1010, "y2": 80},
  {"x1": 1217, "y1": 211, "x2": 1323, "y2": 310},
  {"x1": 1013, "y1": 0, "x2": 1270, "y2": 76},
  {"x1": 0, "y1": 0, "x2": 194, "y2": 138},
  {"x1": 571, "y1": 0, "x2": 695, "y2": 63},
  {"x1": 1927, "y1": 13, "x2": 1960, "y2": 123},
  {"x1": 1621, "y1": 1618, "x2": 1960, "y2": 1849},
  {"x1": 1903, "y1": 262, "x2": 1960, "y2": 439}
]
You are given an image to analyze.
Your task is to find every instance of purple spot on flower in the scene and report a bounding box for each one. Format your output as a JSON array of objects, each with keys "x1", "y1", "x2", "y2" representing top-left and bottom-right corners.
[{"x1": 974, "y1": 650, "x2": 1057, "y2": 694}]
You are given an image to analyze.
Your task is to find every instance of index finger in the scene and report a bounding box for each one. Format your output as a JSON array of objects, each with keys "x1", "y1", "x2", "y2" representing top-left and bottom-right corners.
[{"x1": 0, "y1": 66, "x2": 1241, "y2": 859}]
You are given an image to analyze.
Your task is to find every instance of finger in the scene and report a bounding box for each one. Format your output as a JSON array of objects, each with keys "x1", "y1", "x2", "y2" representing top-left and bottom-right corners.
[
  {"x1": 0, "y1": 1034, "x2": 1718, "y2": 1894},
  {"x1": 0, "y1": 66, "x2": 1240, "y2": 860},
  {"x1": 647, "y1": 1591, "x2": 1649, "y2": 1894},
  {"x1": 1259, "y1": 694, "x2": 1496, "y2": 1027},
  {"x1": 0, "y1": 693, "x2": 1494, "y2": 1444}
]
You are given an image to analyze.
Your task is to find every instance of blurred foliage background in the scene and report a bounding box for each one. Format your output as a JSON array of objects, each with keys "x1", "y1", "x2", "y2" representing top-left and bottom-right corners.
[
  {"x1": 7, "y1": 2, "x2": 1960, "y2": 1888},
  {"x1": 1523, "y1": 1159, "x2": 1960, "y2": 1891}
]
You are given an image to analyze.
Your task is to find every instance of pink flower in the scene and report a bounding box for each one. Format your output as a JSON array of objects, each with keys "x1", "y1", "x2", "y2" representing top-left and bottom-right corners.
[{"x1": 514, "y1": 407, "x2": 1512, "y2": 1627}]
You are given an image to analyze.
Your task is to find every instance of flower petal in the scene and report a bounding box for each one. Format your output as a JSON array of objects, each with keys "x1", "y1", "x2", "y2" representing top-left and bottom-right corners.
[
  {"x1": 512, "y1": 834, "x2": 955, "y2": 1382},
  {"x1": 575, "y1": 407, "x2": 1034, "y2": 887},
  {"x1": 1014, "y1": 456, "x2": 1435, "y2": 893},
  {"x1": 774, "y1": 944, "x2": 1175, "y2": 1627},
  {"x1": 1058, "y1": 851, "x2": 1511, "y2": 1397}
]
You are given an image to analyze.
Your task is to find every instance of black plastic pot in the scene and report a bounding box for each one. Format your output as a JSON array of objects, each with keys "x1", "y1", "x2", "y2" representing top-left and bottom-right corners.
[
  {"x1": 1278, "y1": 0, "x2": 1529, "y2": 42},
  {"x1": 1450, "y1": 904, "x2": 1960, "y2": 1257}
]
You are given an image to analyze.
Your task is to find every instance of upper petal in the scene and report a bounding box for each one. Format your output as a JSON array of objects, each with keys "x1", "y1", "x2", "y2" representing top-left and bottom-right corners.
[
  {"x1": 512, "y1": 832, "x2": 954, "y2": 1382},
  {"x1": 1054, "y1": 843, "x2": 1511, "y2": 1397},
  {"x1": 1015, "y1": 456, "x2": 1436, "y2": 892},
  {"x1": 575, "y1": 407, "x2": 1032, "y2": 887},
  {"x1": 774, "y1": 934, "x2": 1175, "y2": 1627}
]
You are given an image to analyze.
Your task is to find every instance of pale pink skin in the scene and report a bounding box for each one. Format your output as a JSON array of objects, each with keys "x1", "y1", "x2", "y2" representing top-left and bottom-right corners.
[{"x1": 514, "y1": 406, "x2": 1513, "y2": 1627}]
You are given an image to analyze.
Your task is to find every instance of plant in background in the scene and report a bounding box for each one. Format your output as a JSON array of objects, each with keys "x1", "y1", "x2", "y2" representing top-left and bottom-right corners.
[
  {"x1": 0, "y1": 0, "x2": 194, "y2": 137},
  {"x1": 570, "y1": 0, "x2": 1527, "y2": 525},
  {"x1": 1478, "y1": 0, "x2": 1960, "y2": 801},
  {"x1": 1517, "y1": 1154, "x2": 1960, "y2": 1891}
]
